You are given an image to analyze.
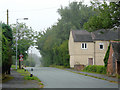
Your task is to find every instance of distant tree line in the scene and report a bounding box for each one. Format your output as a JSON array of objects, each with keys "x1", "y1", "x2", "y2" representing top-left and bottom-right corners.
[
  {"x1": 36, "y1": 1, "x2": 120, "y2": 67},
  {"x1": 36, "y1": 1, "x2": 95, "y2": 67}
]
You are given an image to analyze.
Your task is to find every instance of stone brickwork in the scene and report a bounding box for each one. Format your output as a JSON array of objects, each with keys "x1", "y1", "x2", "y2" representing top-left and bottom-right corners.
[{"x1": 74, "y1": 64, "x2": 85, "y2": 71}]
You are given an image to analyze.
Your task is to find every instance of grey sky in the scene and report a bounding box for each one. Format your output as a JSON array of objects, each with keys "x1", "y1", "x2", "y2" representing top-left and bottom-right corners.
[
  {"x1": 0, "y1": 0, "x2": 91, "y2": 57},
  {"x1": 0, "y1": 0, "x2": 91, "y2": 32}
]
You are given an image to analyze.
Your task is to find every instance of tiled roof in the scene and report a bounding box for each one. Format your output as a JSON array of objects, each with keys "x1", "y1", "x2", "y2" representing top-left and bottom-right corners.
[
  {"x1": 72, "y1": 30, "x2": 93, "y2": 42},
  {"x1": 93, "y1": 29, "x2": 120, "y2": 41},
  {"x1": 71, "y1": 27, "x2": 120, "y2": 42}
]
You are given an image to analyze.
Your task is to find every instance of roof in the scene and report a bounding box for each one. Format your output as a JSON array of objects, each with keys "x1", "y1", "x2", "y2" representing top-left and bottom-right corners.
[
  {"x1": 111, "y1": 42, "x2": 120, "y2": 61},
  {"x1": 72, "y1": 30, "x2": 93, "y2": 42},
  {"x1": 93, "y1": 29, "x2": 120, "y2": 41},
  {"x1": 71, "y1": 28, "x2": 120, "y2": 42}
]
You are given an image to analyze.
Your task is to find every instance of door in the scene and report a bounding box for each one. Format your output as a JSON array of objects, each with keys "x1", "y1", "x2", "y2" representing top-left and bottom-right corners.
[
  {"x1": 88, "y1": 58, "x2": 93, "y2": 65},
  {"x1": 117, "y1": 61, "x2": 120, "y2": 75}
]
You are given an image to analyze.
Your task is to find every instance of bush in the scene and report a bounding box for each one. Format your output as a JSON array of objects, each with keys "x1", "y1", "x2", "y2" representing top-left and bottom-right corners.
[
  {"x1": 104, "y1": 45, "x2": 110, "y2": 67},
  {"x1": 83, "y1": 65, "x2": 106, "y2": 74}
]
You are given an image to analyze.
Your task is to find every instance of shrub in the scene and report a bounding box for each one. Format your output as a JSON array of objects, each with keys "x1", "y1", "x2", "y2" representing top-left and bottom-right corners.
[
  {"x1": 83, "y1": 65, "x2": 106, "y2": 74},
  {"x1": 104, "y1": 45, "x2": 110, "y2": 67}
]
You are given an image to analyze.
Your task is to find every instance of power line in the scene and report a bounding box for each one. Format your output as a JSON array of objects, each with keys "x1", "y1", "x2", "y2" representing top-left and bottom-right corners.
[{"x1": 6, "y1": 6, "x2": 59, "y2": 13}]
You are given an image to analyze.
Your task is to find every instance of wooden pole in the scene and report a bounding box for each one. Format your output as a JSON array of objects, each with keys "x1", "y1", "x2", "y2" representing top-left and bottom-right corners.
[{"x1": 7, "y1": 9, "x2": 9, "y2": 25}]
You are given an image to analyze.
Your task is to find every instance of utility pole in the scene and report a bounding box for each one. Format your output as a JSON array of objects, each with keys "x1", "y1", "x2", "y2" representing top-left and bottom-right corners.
[{"x1": 7, "y1": 9, "x2": 9, "y2": 25}]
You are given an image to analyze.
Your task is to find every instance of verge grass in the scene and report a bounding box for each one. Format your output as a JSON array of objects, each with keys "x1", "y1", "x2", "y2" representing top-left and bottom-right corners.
[
  {"x1": 2, "y1": 75, "x2": 14, "y2": 83},
  {"x1": 11, "y1": 65, "x2": 44, "y2": 88},
  {"x1": 50, "y1": 65, "x2": 65, "y2": 69}
]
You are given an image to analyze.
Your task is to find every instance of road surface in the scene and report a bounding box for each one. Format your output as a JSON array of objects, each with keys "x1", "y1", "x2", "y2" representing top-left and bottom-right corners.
[{"x1": 26, "y1": 67, "x2": 118, "y2": 88}]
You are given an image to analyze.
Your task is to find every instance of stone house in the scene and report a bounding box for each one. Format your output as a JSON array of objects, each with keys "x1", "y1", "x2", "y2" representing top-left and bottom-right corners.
[
  {"x1": 107, "y1": 41, "x2": 120, "y2": 75},
  {"x1": 69, "y1": 29, "x2": 119, "y2": 68}
]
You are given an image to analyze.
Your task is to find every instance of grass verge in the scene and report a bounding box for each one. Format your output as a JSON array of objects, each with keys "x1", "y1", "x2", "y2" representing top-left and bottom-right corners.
[
  {"x1": 50, "y1": 65, "x2": 66, "y2": 69},
  {"x1": 2, "y1": 75, "x2": 14, "y2": 83},
  {"x1": 12, "y1": 65, "x2": 44, "y2": 88}
]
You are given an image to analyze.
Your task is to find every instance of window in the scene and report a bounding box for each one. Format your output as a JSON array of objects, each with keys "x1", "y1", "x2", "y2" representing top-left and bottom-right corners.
[
  {"x1": 81, "y1": 43, "x2": 87, "y2": 49},
  {"x1": 99, "y1": 43, "x2": 104, "y2": 50}
]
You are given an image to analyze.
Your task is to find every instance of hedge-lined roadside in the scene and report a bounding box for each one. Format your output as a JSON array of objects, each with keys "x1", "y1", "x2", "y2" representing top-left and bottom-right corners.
[{"x1": 83, "y1": 65, "x2": 106, "y2": 74}]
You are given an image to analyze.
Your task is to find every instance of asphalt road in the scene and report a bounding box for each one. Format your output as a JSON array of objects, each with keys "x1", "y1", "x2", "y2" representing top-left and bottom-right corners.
[{"x1": 26, "y1": 67, "x2": 118, "y2": 88}]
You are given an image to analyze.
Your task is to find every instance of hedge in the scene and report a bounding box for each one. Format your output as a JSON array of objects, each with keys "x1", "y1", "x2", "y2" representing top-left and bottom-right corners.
[
  {"x1": 83, "y1": 65, "x2": 106, "y2": 74},
  {"x1": 104, "y1": 45, "x2": 110, "y2": 67}
]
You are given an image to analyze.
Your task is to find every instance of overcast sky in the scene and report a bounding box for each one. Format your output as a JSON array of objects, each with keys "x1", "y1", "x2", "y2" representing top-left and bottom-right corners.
[
  {"x1": 0, "y1": 0, "x2": 92, "y2": 32},
  {"x1": 0, "y1": 0, "x2": 92, "y2": 57}
]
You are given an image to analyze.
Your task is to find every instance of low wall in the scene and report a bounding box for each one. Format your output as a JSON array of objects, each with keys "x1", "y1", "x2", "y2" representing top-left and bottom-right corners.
[{"x1": 74, "y1": 64, "x2": 85, "y2": 71}]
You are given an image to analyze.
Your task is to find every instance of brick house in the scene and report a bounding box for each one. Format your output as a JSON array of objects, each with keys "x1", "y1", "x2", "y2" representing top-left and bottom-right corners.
[{"x1": 107, "y1": 41, "x2": 120, "y2": 75}]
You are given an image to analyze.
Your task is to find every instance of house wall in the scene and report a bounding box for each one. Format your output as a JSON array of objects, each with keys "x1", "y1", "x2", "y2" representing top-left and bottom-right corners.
[
  {"x1": 95, "y1": 41, "x2": 109, "y2": 65},
  {"x1": 69, "y1": 31, "x2": 75, "y2": 67},
  {"x1": 69, "y1": 31, "x2": 110, "y2": 68},
  {"x1": 69, "y1": 31, "x2": 94, "y2": 68}
]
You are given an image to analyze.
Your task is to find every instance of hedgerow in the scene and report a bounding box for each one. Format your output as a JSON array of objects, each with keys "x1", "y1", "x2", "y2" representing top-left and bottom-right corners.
[{"x1": 83, "y1": 65, "x2": 106, "y2": 74}]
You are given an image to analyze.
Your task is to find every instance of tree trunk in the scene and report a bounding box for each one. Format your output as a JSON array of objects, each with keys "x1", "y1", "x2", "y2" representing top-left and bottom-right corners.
[
  {"x1": 19, "y1": 60, "x2": 21, "y2": 69},
  {"x1": 8, "y1": 65, "x2": 11, "y2": 74}
]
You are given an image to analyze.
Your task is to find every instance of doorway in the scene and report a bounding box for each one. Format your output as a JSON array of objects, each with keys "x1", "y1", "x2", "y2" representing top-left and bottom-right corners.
[{"x1": 88, "y1": 58, "x2": 93, "y2": 65}]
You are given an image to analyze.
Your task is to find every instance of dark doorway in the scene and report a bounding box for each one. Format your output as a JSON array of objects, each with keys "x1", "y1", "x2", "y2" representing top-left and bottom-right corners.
[{"x1": 117, "y1": 61, "x2": 120, "y2": 75}]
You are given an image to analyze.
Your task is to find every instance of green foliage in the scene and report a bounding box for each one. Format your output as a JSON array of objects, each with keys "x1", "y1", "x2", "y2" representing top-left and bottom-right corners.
[
  {"x1": 37, "y1": 1, "x2": 95, "y2": 67},
  {"x1": 11, "y1": 65, "x2": 19, "y2": 69},
  {"x1": 15, "y1": 66, "x2": 44, "y2": 87},
  {"x1": 58, "y1": 2, "x2": 95, "y2": 30},
  {"x1": 104, "y1": 45, "x2": 110, "y2": 67},
  {"x1": 83, "y1": 65, "x2": 106, "y2": 74},
  {"x1": 53, "y1": 40, "x2": 70, "y2": 67},
  {"x1": 24, "y1": 76, "x2": 39, "y2": 80},
  {"x1": 84, "y1": 1, "x2": 120, "y2": 31},
  {"x1": 11, "y1": 23, "x2": 35, "y2": 60},
  {"x1": 2, "y1": 23, "x2": 13, "y2": 74}
]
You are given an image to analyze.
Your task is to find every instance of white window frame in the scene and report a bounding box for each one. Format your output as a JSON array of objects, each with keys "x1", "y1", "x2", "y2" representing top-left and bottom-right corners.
[
  {"x1": 81, "y1": 43, "x2": 87, "y2": 49},
  {"x1": 99, "y1": 43, "x2": 104, "y2": 50}
]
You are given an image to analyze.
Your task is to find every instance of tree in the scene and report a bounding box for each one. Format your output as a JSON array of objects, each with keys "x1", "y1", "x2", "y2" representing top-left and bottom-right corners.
[
  {"x1": 36, "y1": 1, "x2": 95, "y2": 67},
  {"x1": 2, "y1": 23, "x2": 13, "y2": 75},
  {"x1": 84, "y1": 1, "x2": 120, "y2": 32},
  {"x1": 11, "y1": 23, "x2": 35, "y2": 68}
]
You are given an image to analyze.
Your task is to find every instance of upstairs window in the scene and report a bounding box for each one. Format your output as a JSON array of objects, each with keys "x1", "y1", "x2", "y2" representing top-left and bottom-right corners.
[
  {"x1": 81, "y1": 43, "x2": 87, "y2": 49},
  {"x1": 99, "y1": 43, "x2": 104, "y2": 50}
]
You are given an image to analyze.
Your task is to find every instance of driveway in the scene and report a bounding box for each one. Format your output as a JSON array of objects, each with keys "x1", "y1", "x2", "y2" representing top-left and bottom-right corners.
[{"x1": 26, "y1": 67, "x2": 118, "y2": 88}]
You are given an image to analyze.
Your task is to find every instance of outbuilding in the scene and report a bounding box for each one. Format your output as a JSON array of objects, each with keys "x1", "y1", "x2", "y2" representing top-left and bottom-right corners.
[{"x1": 107, "y1": 41, "x2": 120, "y2": 75}]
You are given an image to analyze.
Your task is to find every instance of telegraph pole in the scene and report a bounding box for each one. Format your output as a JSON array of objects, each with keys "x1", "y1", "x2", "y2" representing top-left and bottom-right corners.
[{"x1": 7, "y1": 9, "x2": 9, "y2": 25}]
